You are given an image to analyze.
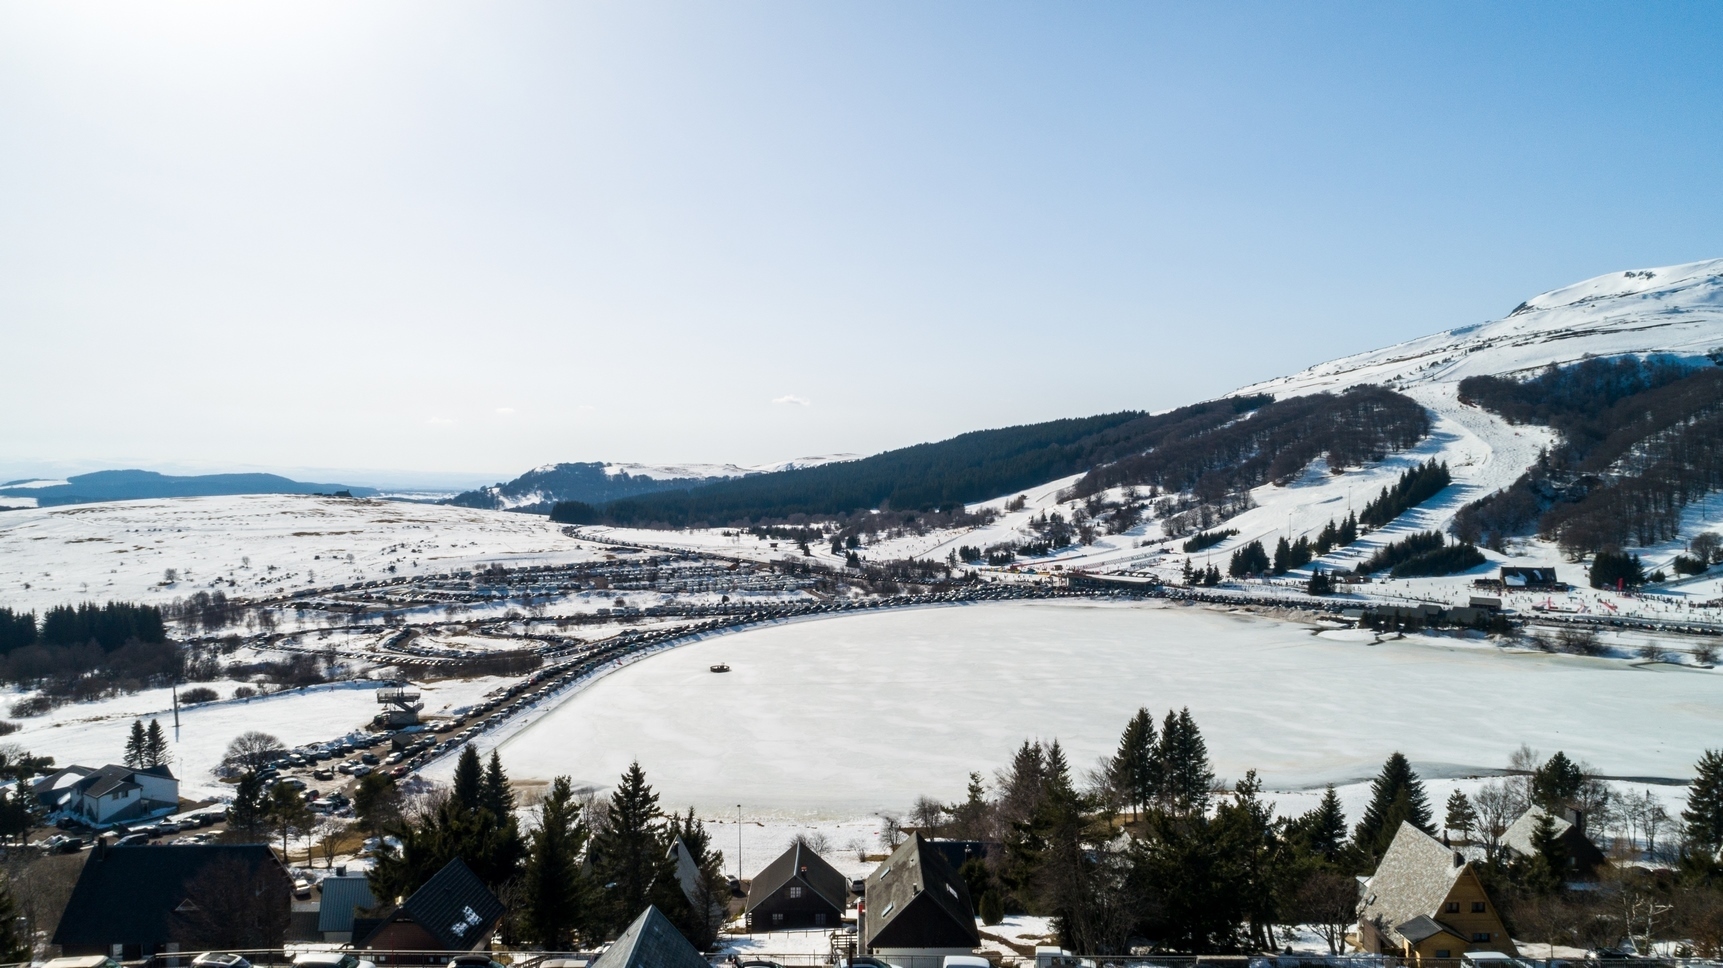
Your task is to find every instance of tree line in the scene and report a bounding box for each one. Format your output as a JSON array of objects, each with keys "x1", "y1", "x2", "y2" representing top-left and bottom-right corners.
[
  {"x1": 0, "y1": 601, "x2": 165, "y2": 653},
  {"x1": 1454, "y1": 359, "x2": 1723, "y2": 557},
  {"x1": 1358, "y1": 459, "x2": 1451, "y2": 529},
  {"x1": 907, "y1": 708, "x2": 1723, "y2": 958}
]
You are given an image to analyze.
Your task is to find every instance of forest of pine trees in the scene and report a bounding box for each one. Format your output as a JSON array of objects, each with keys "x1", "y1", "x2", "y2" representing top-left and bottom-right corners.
[{"x1": 1358, "y1": 459, "x2": 1452, "y2": 529}]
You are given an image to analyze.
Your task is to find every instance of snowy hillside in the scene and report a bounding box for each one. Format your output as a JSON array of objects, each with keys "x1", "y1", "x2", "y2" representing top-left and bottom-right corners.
[
  {"x1": 449, "y1": 454, "x2": 859, "y2": 512},
  {"x1": 0, "y1": 494, "x2": 608, "y2": 613}
]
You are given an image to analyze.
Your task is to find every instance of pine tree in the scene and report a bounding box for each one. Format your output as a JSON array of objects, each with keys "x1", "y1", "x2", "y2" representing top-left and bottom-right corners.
[
  {"x1": 482, "y1": 751, "x2": 515, "y2": 821},
  {"x1": 950, "y1": 772, "x2": 992, "y2": 840},
  {"x1": 1110, "y1": 708, "x2": 1157, "y2": 821},
  {"x1": 667, "y1": 808, "x2": 727, "y2": 949},
  {"x1": 144, "y1": 719, "x2": 170, "y2": 767},
  {"x1": 1302, "y1": 785, "x2": 1348, "y2": 863},
  {"x1": 589, "y1": 761, "x2": 676, "y2": 936},
  {"x1": 229, "y1": 771, "x2": 268, "y2": 837},
  {"x1": 1684, "y1": 749, "x2": 1723, "y2": 853},
  {"x1": 1306, "y1": 567, "x2": 1333, "y2": 596},
  {"x1": 1273, "y1": 537, "x2": 1292, "y2": 575},
  {"x1": 267, "y1": 783, "x2": 314, "y2": 859},
  {"x1": 1340, "y1": 512, "x2": 1358, "y2": 545},
  {"x1": 1531, "y1": 751, "x2": 1584, "y2": 811},
  {"x1": 1520, "y1": 811, "x2": 1569, "y2": 894},
  {"x1": 1158, "y1": 708, "x2": 1214, "y2": 816},
  {"x1": 521, "y1": 776, "x2": 593, "y2": 949},
  {"x1": 124, "y1": 719, "x2": 147, "y2": 769},
  {"x1": 452, "y1": 745, "x2": 484, "y2": 813},
  {"x1": 1445, "y1": 789, "x2": 1478, "y2": 844},
  {"x1": 0, "y1": 877, "x2": 29, "y2": 964},
  {"x1": 1354, "y1": 752, "x2": 1433, "y2": 857}
]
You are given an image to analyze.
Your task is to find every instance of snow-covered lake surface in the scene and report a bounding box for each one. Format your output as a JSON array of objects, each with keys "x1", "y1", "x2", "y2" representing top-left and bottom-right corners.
[{"x1": 496, "y1": 599, "x2": 1720, "y2": 817}]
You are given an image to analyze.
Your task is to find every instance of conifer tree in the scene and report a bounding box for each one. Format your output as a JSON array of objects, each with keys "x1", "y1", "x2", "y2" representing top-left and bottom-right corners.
[
  {"x1": 1302, "y1": 785, "x2": 1348, "y2": 863},
  {"x1": 589, "y1": 762, "x2": 676, "y2": 936},
  {"x1": 521, "y1": 776, "x2": 593, "y2": 949},
  {"x1": 124, "y1": 719, "x2": 147, "y2": 769},
  {"x1": 1354, "y1": 752, "x2": 1433, "y2": 857},
  {"x1": 1520, "y1": 811, "x2": 1569, "y2": 894},
  {"x1": 1110, "y1": 708, "x2": 1157, "y2": 821},
  {"x1": 144, "y1": 719, "x2": 170, "y2": 767},
  {"x1": 482, "y1": 750, "x2": 515, "y2": 820},
  {"x1": 1531, "y1": 751, "x2": 1584, "y2": 811},
  {"x1": 1158, "y1": 708, "x2": 1214, "y2": 816},
  {"x1": 1273, "y1": 537, "x2": 1292, "y2": 575},
  {"x1": 1684, "y1": 749, "x2": 1723, "y2": 853},
  {"x1": 1445, "y1": 789, "x2": 1478, "y2": 843},
  {"x1": 452, "y1": 745, "x2": 484, "y2": 813},
  {"x1": 229, "y1": 771, "x2": 268, "y2": 838},
  {"x1": 1340, "y1": 512, "x2": 1358, "y2": 545},
  {"x1": 667, "y1": 807, "x2": 728, "y2": 949}
]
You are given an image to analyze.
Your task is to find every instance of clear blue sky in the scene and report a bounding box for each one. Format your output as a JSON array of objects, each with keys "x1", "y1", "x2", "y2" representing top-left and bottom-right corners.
[{"x1": 3, "y1": 2, "x2": 1720, "y2": 484}]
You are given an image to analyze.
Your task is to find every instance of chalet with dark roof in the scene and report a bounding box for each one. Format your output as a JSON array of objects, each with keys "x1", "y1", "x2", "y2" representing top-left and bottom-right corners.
[
  {"x1": 862, "y1": 833, "x2": 979, "y2": 965},
  {"x1": 33, "y1": 763, "x2": 179, "y2": 827},
  {"x1": 1500, "y1": 566, "x2": 1562, "y2": 590},
  {"x1": 590, "y1": 905, "x2": 708, "y2": 968},
  {"x1": 53, "y1": 843, "x2": 291, "y2": 958},
  {"x1": 357, "y1": 857, "x2": 503, "y2": 959},
  {"x1": 1359, "y1": 822, "x2": 1516, "y2": 961},
  {"x1": 745, "y1": 840, "x2": 848, "y2": 930},
  {"x1": 1500, "y1": 806, "x2": 1607, "y2": 879}
]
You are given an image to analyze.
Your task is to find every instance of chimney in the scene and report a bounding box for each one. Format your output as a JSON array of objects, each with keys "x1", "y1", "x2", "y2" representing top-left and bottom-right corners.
[{"x1": 1452, "y1": 852, "x2": 1464, "y2": 868}]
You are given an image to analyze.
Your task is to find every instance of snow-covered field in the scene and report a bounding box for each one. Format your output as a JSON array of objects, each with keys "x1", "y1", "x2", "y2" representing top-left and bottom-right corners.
[
  {"x1": 494, "y1": 600, "x2": 1719, "y2": 819},
  {"x1": 0, "y1": 493, "x2": 607, "y2": 613}
]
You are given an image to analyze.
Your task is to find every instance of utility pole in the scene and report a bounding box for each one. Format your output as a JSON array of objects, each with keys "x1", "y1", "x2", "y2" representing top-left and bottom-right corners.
[
  {"x1": 737, "y1": 804, "x2": 743, "y2": 880},
  {"x1": 172, "y1": 684, "x2": 180, "y2": 741}
]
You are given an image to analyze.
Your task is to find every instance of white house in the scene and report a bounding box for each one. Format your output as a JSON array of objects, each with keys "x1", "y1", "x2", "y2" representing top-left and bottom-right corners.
[{"x1": 33, "y1": 764, "x2": 179, "y2": 827}]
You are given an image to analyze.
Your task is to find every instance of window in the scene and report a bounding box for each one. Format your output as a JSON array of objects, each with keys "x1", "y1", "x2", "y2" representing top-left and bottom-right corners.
[
  {"x1": 1436, "y1": 952, "x2": 1451, "y2": 959},
  {"x1": 1472, "y1": 901, "x2": 1486, "y2": 913},
  {"x1": 1445, "y1": 902, "x2": 1460, "y2": 913},
  {"x1": 1471, "y1": 933, "x2": 1490, "y2": 942},
  {"x1": 814, "y1": 913, "x2": 827, "y2": 926},
  {"x1": 772, "y1": 913, "x2": 784, "y2": 924},
  {"x1": 787, "y1": 886, "x2": 803, "y2": 899}
]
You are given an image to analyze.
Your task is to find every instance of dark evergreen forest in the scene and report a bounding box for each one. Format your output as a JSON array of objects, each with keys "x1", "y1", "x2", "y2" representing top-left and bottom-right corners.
[{"x1": 1454, "y1": 358, "x2": 1723, "y2": 555}]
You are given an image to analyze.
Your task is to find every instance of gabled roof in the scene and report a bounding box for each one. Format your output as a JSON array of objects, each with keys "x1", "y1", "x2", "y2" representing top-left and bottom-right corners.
[
  {"x1": 317, "y1": 875, "x2": 378, "y2": 934},
  {"x1": 397, "y1": 857, "x2": 504, "y2": 950},
  {"x1": 590, "y1": 905, "x2": 708, "y2": 968},
  {"x1": 746, "y1": 840, "x2": 848, "y2": 914},
  {"x1": 1501, "y1": 806, "x2": 1572, "y2": 857},
  {"x1": 53, "y1": 844, "x2": 287, "y2": 946},
  {"x1": 864, "y1": 833, "x2": 979, "y2": 951},
  {"x1": 1361, "y1": 823, "x2": 1468, "y2": 948},
  {"x1": 1398, "y1": 914, "x2": 1465, "y2": 944}
]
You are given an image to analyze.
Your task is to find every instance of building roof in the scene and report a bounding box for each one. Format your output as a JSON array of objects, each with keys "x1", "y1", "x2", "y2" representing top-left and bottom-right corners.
[
  {"x1": 1359, "y1": 822, "x2": 1466, "y2": 948},
  {"x1": 1500, "y1": 567, "x2": 1559, "y2": 585},
  {"x1": 1501, "y1": 806, "x2": 1571, "y2": 858},
  {"x1": 53, "y1": 844, "x2": 285, "y2": 946},
  {"x1": 864, "y1": 833, "x2": 979, "y2": 952},
  {"x1": 1398, "y1": 915, "x2": 1465, "y2": 945},
  {"x1": 590, "y1": 905, "x2": 708, "y2": 968},
  {"x1": 317, "y1": 875, "x2": 378, "y2": 935},
  {"x1": 746, "y1": 840, "x2": 848, "y2": 915},
  {"x1": 397, "y1": 857, "x2": 505, "y2": 950}
]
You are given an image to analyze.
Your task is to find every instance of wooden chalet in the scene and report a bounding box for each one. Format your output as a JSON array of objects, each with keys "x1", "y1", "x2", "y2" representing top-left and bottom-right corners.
[
  {"x1": 356, "y1": 857, "x2": 503, "y2": 961},
  {"x1": 745, "y1": 840, "x2": 848, "y2": 930},
  {"x1": 1359, "y1": 822, "x2": 1516, "y2": 962},
  {"x1": 53, "y1": 843, "x2": 292, "y2": 959},
  {"x1": 862, "y1": 833, "x2": 980, "y2": 967},
  {"x1": 1501, "y1": 806, "x2": 1607, "y2": 879},
  {"x1": 589, "y1": 906, "x2": 708, "y2": 968}
]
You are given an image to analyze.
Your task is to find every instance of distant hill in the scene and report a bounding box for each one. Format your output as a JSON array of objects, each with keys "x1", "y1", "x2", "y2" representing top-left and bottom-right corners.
[
  {"x1": 0, "y1": 470, "x2": 376, "y2": 508},
  {"x1": 448, "y1": 456, "x2": 858, "y2": 514}
]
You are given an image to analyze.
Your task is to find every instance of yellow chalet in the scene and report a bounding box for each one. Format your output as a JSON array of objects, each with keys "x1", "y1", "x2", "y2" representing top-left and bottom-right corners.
[{"x1": 1358, "y1": 821, "x2": 1516, "y2": 961}]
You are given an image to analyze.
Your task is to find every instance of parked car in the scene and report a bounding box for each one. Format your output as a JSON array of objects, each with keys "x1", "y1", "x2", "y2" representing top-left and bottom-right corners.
[
  {"x1": 313, "y1": 769, "x2": 335, "y2": 781},
  {"x1": 293, "y1": 953, "x2": 376, "y2": 968},
  {"x1": 43, "y1": 956, "x2": 121, "y2": 968},
  {"x1": 446, "y1": 957, "x2": 507, "y2": 968},
  {"x1": 191, "y1": 953, "x2": 252, "y2": 968},
  {"x1": 360, "y1": 752, "x2": 380, "y2": 765},
  {"x1": 115, "y1": 832, "x2": 150, "y2": 846}
]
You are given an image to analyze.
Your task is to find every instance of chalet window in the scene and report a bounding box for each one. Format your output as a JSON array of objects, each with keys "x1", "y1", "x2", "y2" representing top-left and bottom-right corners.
[
  {"x1": 815, "y1": 913, "x2": 827, "y2": 926},
  {"x1": 1445, "y1": 902, "x2": 1459, "y2": 913},
  {"x1": 1472, "y1": 901, "x2": 1486, "y2": 913},
  {"x1": 1436, "y1": 952, "x2": 1451, "y2": 959},
  {"x1": 787, "y1": 886, "x2": 803, "y2": 899},
  {"x1": 1471, "y1": 932, "x2": 1490, "y2": 942},
  {"x1": 772, "y1": 913, "x2": 784, "y2": 924}
]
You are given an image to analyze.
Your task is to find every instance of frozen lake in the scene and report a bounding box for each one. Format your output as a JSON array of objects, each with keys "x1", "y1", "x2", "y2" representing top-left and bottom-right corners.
[{"x1": 496, "y1": 600, "x2": 1719, "y2": 816}]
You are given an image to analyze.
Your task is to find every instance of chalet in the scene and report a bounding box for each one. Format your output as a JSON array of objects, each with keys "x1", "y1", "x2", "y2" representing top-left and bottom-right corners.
[
  {"x1": 862, "y1": 833, "x2": 980, "y2": 968},
  {"x1": 33, "y1": 764, "x2": 179, "y2": 828},
  {"x1": 53, "y1": 843, "x2": 292, "y2": 959},
  {"x1": 1358, "y1": 822, "x2": 1516, "y2": 962},
  {"x1": 667, "y1": 836, "x2": 724, "y2": 923},
  {"x1": 356, "y1": 857, "x2": 503, "y2": 960},
  {"x1": 1500, "y1": 806, "x2": 1607, "y2": 879},
  {"x1": 1500, "y1": 567, "x2": 1562, "y2": 590},
  {"x1": 745, "y1": 840, "x2": 849, "y2": 930},
  {"x1": 316, "y1": 874, "x2": 378, "y2": 943},
  {"x1": 589, "y1": 905, "x2": 709, "y2": 968}
]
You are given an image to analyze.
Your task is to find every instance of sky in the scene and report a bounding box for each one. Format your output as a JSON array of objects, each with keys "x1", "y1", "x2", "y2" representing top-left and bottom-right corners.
[{"x1": 3, "y1": 2, "x2": 1722, "y2": 487}]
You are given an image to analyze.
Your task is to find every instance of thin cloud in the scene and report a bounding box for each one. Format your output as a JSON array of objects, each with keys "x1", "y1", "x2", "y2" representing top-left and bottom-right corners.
[{"x1": 772, "y1": 394, "x2": 811, "y2": 407}]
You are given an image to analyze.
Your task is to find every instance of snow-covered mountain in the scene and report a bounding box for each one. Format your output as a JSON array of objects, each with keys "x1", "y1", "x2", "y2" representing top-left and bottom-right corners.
[
  {"x1": 1241, "y1": 257, "x2": 1723, "y2": 399},
  {"x1": 449, "y1": 454, "x2": 859, "y2": 513}
]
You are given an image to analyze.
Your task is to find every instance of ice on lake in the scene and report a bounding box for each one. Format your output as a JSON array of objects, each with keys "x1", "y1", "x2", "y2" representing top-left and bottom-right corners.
[{"x1": 496, "y1": 600, "x2": 1718, "y2": 816}]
